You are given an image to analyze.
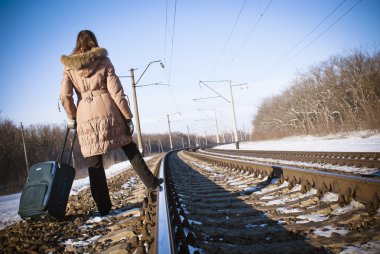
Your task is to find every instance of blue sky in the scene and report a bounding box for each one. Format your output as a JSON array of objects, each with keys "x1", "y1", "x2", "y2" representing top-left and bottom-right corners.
[{"x1": 0, "y1": 0, "x2": 379, "y2": 136}]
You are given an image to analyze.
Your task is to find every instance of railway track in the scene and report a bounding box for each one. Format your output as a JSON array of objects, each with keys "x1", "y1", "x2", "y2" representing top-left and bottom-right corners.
[
  {"x1": 150, "y1": 148, "x2": 380, "y2": 254},
  {"x1": 202, "y1": 148, "x2": 380, "y2": 171},
  {"x1": 1, "y1": 148, "x2": 379, "y2": 253}
]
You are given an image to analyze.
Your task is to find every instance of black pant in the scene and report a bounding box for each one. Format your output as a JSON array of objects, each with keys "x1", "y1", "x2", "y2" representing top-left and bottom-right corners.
[{"x1": 86, "y1": 141, "x2": 157, "y2": 213}]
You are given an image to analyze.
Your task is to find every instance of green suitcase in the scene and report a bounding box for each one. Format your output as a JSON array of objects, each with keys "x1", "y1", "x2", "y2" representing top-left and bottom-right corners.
[{"x1": 18, "y1": 129, "x2": 76, "y2": 219}]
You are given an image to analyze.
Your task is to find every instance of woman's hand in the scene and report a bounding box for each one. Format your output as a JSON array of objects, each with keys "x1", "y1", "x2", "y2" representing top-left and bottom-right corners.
[{"x1": 124, "y1": 119, "x2": 134, "y2": 136}]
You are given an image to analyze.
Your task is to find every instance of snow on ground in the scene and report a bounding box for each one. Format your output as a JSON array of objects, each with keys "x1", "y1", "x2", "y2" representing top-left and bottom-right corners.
[
  {"x1": 0, "y1": 159, "x2": 137, "y2": 230},
  {"x1": 321, "y1": 192, "x2": 340, "y2": 203},
  {"x1": 339, "y1": 240, "x2": 380, "y2": 254},
  {"x1": 64, "y1": 207, "x2": 141, "y2": 251},
  {"x1": 70, "y1": 160, "x2": 132, "y2": 196},
  {"x1": 216, "y1": 131, "x2": 380, "y2": 152},
  {"x1": 331, "y1": 200, "x2": 366, "y2": 215},
  {"x1": 0, "y1": 193, "x2": 22, "y2": 230},
  {"x1": 313, "y1": 225, "x2": 349, "y2": 237},
  {"x1": 296, "y1": 214, "x2": 329, "y2": 224}
]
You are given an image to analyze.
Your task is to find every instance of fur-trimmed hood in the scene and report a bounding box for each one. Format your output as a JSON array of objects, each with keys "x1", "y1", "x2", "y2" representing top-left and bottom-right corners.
[{"x1": 61, "y1": 47, "x2": 108, "y2": 69}]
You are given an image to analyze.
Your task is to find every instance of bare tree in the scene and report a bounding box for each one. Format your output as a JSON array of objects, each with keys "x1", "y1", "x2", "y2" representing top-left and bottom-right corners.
[{"x1": 252, "y1": 48, "x2": 380, "y2": 140}]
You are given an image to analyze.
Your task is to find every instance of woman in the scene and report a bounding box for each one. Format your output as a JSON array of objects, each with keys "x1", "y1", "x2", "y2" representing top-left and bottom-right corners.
[{"x1": 60, "y1": 30, "x2": 162, "y2": 216}]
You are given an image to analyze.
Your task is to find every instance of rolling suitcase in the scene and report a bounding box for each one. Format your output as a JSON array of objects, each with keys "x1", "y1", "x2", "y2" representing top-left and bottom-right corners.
[{"x1": 18, "y1": 128, "x2": 76, "y2": 219}]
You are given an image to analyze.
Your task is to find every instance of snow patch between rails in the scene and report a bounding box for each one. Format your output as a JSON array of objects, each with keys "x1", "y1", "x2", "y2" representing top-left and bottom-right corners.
[
  {"x1": 313, "y1": 225, "x2": 348, "y2": 237},
  {"x1": 321, "y1": 192, "x2": 340, "y2": 203},
  {"x1": 188, "y1": 244, "x2": 205, "y2": 254},
  {"x1": 64, "y1": 207, "x2": 145, "y2": 253},
  {"x1": 332, "y1": 200, "x2": 365, "y2": 215},
  {"x1": 296, "y1": 214, "x2": 329, "y2": 223},
  {"x1": 85, "y1": 216, "x2": 103, "y2": 224},
  {"x1": 122, "y1": 176, "x2": 138, "y2": 189},
  {"x1": 339, "y1": 240, "x2": 380, "y2": 254},
  {"x1": 276, "y1": 207, "x2": 303, "y2": 214},
  {"x1": 188, "y1": 219, "x2": 202, "y2": 225},
  {"x1": 265, "y1": 188, "x2": 318, "y2": 205},
  {"x1": 84, "y1": 207, "x2": 141, "y2": 224},
  {"x1": 63, "y1": 235, "x2": 102, "y2": 251}
]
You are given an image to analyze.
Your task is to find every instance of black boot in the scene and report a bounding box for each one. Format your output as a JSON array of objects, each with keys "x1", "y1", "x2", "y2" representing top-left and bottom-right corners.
[
  {"x1": 88, "y1": 167, "x2": 112, "y2": 216},
  {"x1": 122, "y1": 142, "x2": 158, "y2": 189}
]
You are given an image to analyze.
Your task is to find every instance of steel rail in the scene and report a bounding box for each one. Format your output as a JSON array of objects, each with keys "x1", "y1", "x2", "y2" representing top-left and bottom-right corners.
[
  {"x1": 153, "y1": 151, "x2": 175, "y2": 254},
  {"x1": 204, "y1": 148, "x2": 380, "y2": 168},
  {"x1": 185, "y1": 150, "x2": 380, "y2": 211}
]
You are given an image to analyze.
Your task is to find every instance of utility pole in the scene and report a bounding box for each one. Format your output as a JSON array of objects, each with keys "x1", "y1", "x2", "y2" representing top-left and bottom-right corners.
[
  {"x1": 221, "y1": 129, "x2": 226, "y2": 143},
  {"x1": 194, "y1": 107, "x2": 220, "y2": 145},
  {"x1": 167, "y1": 114, "x2": 173, "y2": 150},
  {"x1": 187, "y1": 124, "x2": 191, "y2": 147},
  {"x1": 213, "y1": 109, "x2": 220, "y2": 144},
  {"x1": 20, "y1": 122, "x2": 29, "y2": 173},
  {"x1": 129, "y1": 68, "x2": 144, "y2": 155},
  {"x1": 120, "y1": 60, "x2": 165, "y2": 156},
  {"x1": 181, "y1": 138, "x2": 184, "y2": 149},
  {"x1": 198, "y1": 80, "x2": 244, "y2": 149},
  {"x1": 229, "y1": 80, "x2": 239, "y2": 149},
  {"x1": 158, "y1": 140, "x2": 163, "y2": 153}
]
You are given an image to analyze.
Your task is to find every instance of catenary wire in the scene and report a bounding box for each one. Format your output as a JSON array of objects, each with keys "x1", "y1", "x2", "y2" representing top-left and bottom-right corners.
[
  {"x1": 164, "y1": 0, "x2": 168, "y2": 64},
  {"x1": 165, "y1": 0, "x2": 181, "y2": 115},
  {"x1": 289, "y1": 0, "x2": 362, "y2": 63},
  {"x1": 209, "y1": 0, "x2": 247, "y2": 79},
  {"x1": 256, "y1": 0, "x2": 348, "y2": 82},
  {"x1": 263, "y1": 0, "x2": 362, "y2": 80},
  {"x1": 168, "y1": 0, "x2": 178, "y2": 84},
  {"x1": 163, "y1": 0, "x2": 171, "y2": 85},
  {"x1": 223, "y1": 0, "x2": 273, "y2": 75}
]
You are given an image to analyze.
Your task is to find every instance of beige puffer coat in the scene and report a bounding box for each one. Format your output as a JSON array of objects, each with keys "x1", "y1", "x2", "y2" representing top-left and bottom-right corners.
[{"x1": 60, "y1": 47, "x2": 133, "y2": 157}]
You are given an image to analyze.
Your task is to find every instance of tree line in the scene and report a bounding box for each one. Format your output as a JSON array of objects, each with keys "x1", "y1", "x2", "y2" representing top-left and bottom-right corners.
[
  {"x1": 252, "y1": 48, "x2": 380, "y2": 140},
  {"x1": 0, "y1": 118, "x2": 219, "y2": 195}
]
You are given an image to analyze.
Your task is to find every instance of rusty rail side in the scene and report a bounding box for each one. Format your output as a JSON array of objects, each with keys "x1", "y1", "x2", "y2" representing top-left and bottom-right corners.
[
  {"x1": 184, "y1": 150, "x2": 380, "y2": 212},
  {"x1": 204, "y1": 148, "x2": 380, "y2": 168}
]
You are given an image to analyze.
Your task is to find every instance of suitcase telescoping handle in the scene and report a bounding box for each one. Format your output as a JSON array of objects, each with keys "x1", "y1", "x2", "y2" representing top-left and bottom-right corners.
[{"x1": 58, "y1": 128, "x2": 77, "y2": 164}]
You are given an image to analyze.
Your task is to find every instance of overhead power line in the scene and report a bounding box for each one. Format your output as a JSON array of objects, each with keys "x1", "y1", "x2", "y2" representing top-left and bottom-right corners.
[
  {"x1": 199, "y1": 81, "x2": 231, "y2": 103},
  {"x1": 257, "y1": 0, "x2": 348, "y2": 81},
  {"x1": 223, "y1": 0, "x2": 273, "y2": 74},
  {"x1": 288, "y1": 0, "x2": 362, "y2": 63},
  {"x1": 209, "y1": 0, "x2": 247, "y2": 79},
  {"x1": 161, "y1": 0, "x2": 181, "y2": 116},
  {"x1": 164, "y1": 0, "x2": 168, "y2": 64},
  {"x1": 259, "y1": 0, "x2": 362, "y2": 82},
  {"x1": 168, "y1": 0, "x2": 178, "y2": 84}
]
